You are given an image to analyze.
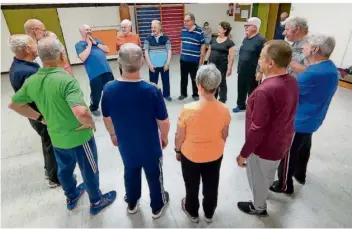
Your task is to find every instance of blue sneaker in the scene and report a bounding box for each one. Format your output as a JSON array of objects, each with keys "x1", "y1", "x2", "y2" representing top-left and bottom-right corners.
[
  {"x1": 232, "y1": 106, "x2": 245, "y2": 113},
  {"x1": 164, "y1": 96, "x2": 172, "y2": 102},
  {"x1": 89, "y1": 191, "x2": 117, "y2": 216},
  {"x1": 67, "y1": 183, "x2": 85, "y2": 210}
]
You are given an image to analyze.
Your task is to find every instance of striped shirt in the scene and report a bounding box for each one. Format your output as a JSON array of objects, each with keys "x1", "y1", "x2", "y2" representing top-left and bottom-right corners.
[
  {"x1": 181, "y1": 25, "x2": 205, "y2": 63},
  {"x1": 144, "y1": 33, "x2": 172, "y2": 68}
]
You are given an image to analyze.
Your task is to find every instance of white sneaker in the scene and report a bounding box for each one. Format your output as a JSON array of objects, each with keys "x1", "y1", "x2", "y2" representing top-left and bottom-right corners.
[{"x1": 204, "y1": 217, "x2": 212, "y2": 223}]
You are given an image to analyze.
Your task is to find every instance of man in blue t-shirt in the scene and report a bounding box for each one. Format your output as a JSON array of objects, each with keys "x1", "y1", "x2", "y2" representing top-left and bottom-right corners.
[
  {"x1": 75, "y1": 24, "x2": 114, "y2": 116},
  {"x1": 179, "y1": 13, "x2": 205, "y2": 101},
  {"x1": 271, "y1": 34, "x2": 338, "y2": 195},
  {"x1": 101, "y1": 43, "x2": 171, "y2": 219}
]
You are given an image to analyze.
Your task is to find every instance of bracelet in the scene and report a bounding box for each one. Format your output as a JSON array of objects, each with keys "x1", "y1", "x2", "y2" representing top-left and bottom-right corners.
[{"x1": 174, "y1": 148, "x2": 181, "y2": 154}]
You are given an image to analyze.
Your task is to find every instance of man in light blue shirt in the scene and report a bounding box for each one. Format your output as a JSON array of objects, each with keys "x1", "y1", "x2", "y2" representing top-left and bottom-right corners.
[
  {"x1": 144, "y1": 20, "x2": 172, "y2": 101},
  {"x1": 75, "y1": 24, "x2": 114, "y2": 116}
]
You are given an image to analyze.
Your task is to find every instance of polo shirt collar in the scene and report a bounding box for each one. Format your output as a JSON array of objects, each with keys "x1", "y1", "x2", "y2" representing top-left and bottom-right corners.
[
  {"x1": 38, "y1": 67, "x2": 66, "y2": 74},
  {"x1": 14, "y1": 57, "x2": 40, "y2": 68}
]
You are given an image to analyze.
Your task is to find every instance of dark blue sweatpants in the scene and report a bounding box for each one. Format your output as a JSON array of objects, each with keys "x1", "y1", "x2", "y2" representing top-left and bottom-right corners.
[
  {"x1": 54, "y1": 137, "x2": 102, "y2": 204},
  {"x1": 149, "y1": 68, "x2": 170, "y2": 98},
  {"x1": 124, "y1": 156, "x2": 166, "y2": 212}
]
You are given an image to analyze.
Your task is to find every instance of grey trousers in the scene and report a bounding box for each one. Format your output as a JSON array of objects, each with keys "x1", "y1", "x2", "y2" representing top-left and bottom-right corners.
[{"x1": 246, "y1": 154, "x2": 280, "y2": 210}]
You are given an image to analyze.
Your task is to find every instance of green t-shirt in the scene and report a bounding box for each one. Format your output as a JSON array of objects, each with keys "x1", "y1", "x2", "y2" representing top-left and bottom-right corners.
[{"x1": 12, "y1": 67, "x2": 93, "y2": 149}]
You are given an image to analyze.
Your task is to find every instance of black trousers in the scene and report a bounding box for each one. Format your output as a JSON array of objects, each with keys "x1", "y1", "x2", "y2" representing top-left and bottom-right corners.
[
  {"x1": 180, "y1": 60, "x2": 199, "y2": 97},
  {"x1": 29, "y1": 119, "x2": 59, "y2": 183},
  {"x1": 89, "y1": 72, "x2": 115, "y2": 111},
  {"x1": 181, "y1": 154, "x2": 223, "y2": 218},
  {"x1": 277, "y1": 132, "x2": 312, "y2": 191},
  {"x1": 214, "y1": 62, "x2": 227, "y2": 103},
  {"x1": 237, "y1": 70, "x2": 258, "y2": 109}
]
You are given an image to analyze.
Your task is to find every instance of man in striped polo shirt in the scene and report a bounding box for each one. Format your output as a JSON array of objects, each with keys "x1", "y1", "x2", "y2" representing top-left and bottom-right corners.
[
  {"x1": 179, "y1": 13, "x2": 206, "y2": 101},
  {"x1": 144, "y1": 20, "x2": 172, "y2": 101}
]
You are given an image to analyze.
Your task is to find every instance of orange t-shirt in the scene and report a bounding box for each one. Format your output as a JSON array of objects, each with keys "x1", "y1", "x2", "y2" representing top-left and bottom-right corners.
[
  {"x1": 116, "y1": 33, "x2": 141, "y2": 53},
  {"x1": 178, "y1": 100, "x2": 231, "y2": 163}
]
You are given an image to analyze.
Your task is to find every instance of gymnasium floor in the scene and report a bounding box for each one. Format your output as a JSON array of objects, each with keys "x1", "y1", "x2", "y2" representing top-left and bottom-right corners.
[{"x1": 1, "y1": 56, "x2": 352, "y2": 228}]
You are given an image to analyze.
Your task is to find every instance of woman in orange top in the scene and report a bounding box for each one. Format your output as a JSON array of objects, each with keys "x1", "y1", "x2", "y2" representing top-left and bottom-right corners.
[
  {"x1": 116, "y1": 19, "x2": 141, "y2": 75},
  {"x1": 45, "y1": 31, "x2": 73, "y2": 75},
  {"x1": 175, "y1": 64, "x2": 231, "y2": 224}
]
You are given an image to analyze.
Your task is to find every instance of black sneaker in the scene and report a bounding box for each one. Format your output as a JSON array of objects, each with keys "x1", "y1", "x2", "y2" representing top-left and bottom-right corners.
[
  {"x1": 181, "y1": 197, "x2": 199, "y2": 223},
  {"x1": 192, "y1": 95, "x2": 199, "y2": 101},
  {"x1": 269, "y1": 180, "x2": 293, "y2": 194},
  {"x1": 152, "y1": 191, "x2": 170, "y2": 219},
  {"x1": 178, "y1": 95, "x2": 187, "y2": 100},
  {"x1": 237, "y1": 201, "x2": 268, "y2": 216},
  {"x1": 48, "y1": 180, "x2": 60, "y2": 188},
  {"x1": 127, "y1": 200, "x2": 139, "y2": 214}
]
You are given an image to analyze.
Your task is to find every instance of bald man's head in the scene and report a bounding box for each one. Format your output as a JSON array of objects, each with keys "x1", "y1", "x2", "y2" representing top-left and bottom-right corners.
[
  {"x1": 24, "y1": 19, "x2": 46, "y2": 41},
  {"x1": 79, "y1": 24, "x2": 92, "y2": 39},
  {"x1": 280, "y1": 12, "x2": 289, "y2": 22}
]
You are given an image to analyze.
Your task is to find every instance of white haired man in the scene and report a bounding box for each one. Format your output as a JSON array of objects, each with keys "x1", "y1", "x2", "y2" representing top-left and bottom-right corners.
[
  {"x1": 9, "y1": 36, "x2": 116, "y2": 215},
  {"x1": 144, "y1": 20, "x2": 172, "y2": 101},
  {"x1": 116, "y1": 19, "x2": 141, "y2": 75},
  {"x1": 8, "y1": 34, "x2": 59, "y2": 188},
  {"x1": 24, "y1": 19, "x2": 46, "y2": 67},
  {"x1": 270, "y1": 34, "x2": 338, "y2": 194},
  {"x1": 101, "y1": 43, "x2": 170, "y2": 219},
  {"x1": 233, "y1": 17, "x2": 266, "y2": 113},
  {"x1": 75, "y1": 24, "x2": 113, "y2": 116},
  {"x1": 282, "y1": 16, "x2": 309, "y2": 77}
]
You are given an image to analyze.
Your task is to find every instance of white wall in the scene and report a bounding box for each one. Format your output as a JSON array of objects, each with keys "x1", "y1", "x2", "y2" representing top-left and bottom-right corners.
[
  {"x1": 57, "y1": 5, "x2": 136, "y2": 65},
  {"x1": 185, "y1": 3, "x2": 251, "y2": 51},
  {"x1": 290, "y1": 3, "x2": 352, "y2": 68},
  {"x1": 1, "y1": 11, "x2": 13, "y2": 73}
]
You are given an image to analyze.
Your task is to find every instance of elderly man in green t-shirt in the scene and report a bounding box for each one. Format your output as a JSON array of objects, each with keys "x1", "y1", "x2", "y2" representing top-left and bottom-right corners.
[{"x1": 9, "y1": 36, "x2": 116, "y2": 215}]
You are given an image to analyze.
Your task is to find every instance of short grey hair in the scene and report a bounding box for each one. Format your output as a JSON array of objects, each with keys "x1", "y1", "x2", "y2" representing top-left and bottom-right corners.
[
  {"x1": 37, "y1": 37, "x2": 65, "y2": 61},
  {"x1": 8, "y1": 34, "x2": 32, "y2": 53},
  {"x1": 151, "y1": 20, "x2": 162, "y2": 29},
  {"x1": 282, "y1": 16, "x2": 308, "y2": 32},
  {"x1": 196, "y1": 64, "x2": 221, "y2": 93},
  {"x1": 121, "y1": 19, "x2": 132, "y2": 27},
  {"x1": 118, "y1": 43, "x2": 143, "y2": 73},
  {"x1": 306, "y1": 34, "x2": 336, "y2": 58},
  {"x1": 185, "y1": 12, "x2": 195, "y2": 22}
]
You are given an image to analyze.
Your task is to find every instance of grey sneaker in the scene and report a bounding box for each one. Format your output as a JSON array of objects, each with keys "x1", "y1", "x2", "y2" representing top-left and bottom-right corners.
[
  {"x1": 48, "y1": 180, "x2": 60, "y2": 188},
  {"x1": 91, "y1": 110, "x2": 101, "y2": 116},
  {"x1": 204, "y1": 217, "x2": 212, "y2": 223}
]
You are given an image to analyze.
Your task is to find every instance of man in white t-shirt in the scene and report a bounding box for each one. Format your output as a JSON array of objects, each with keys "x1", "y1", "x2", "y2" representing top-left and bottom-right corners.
[{"x1": 24, "y1": 19, "x2": 47, "y2": 67}]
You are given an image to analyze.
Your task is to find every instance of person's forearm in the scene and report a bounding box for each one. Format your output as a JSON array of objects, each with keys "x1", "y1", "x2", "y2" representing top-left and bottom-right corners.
[
  {"x1": 228, "y1": 53, "x2": 234, "y2": 70},
  {"x1": 175, "y1": 132, "x2": 185, "y2": 151},
  {"x1": 205, "y1": 46, "x2": 211, "y2": 62},
  {"x1": 103, "y1": 117, "x2": 115, "y2": 135},
  {"x1": 79, "y1": 45, "x2": 92, "y2": 62},
  {"x1": 74, "y1": 108, "x2": 94, "y2": 125},
  {"x1": 9, "y1": 103, "x2": 41, "y2": 120},
  {"x1": 144, "y1": 50, "x2": 152, "y2": 66},
  {"x1": 157, "y1": 119, "x2": 170, "y2": 140},
  {"x1": 199, "y1": 44, "x2": 206, "y2": 64},
  {"x1": 166, "y1": 50, "x2": 172, "y2": 65},
  {"x1": 97, "y1": 44, "x2": 109, "y2": 53}
]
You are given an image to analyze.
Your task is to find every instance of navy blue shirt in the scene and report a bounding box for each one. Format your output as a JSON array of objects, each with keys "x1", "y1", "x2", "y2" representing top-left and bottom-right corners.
[
  {"x1": 101, "y1": 80, "x2": 168, "y2": 167},
  {"x1": 181, "y1": 25, "x2": 205, "y2": 63},
  {"x1": 295, "y1": 60, "x2": 338, "y2": 133},
  {"x1": 9, "y1": 57, "x2": 40, "y2": 111},
  {"x1": 274, "y1": 21, "x2": 285, "y2": 40}
]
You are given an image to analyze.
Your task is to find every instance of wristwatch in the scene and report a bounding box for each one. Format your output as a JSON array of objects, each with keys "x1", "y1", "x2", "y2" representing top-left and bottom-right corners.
[
  {"x1": 36, "y1": 114, "x2": 43, "y2": 122},
  {"x1": 174, "y1": 148, "x2": 181, "y2": 154}
]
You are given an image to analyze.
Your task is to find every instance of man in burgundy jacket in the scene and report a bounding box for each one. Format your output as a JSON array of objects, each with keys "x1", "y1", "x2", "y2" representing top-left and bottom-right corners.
[{"x1": 236, "y1": 40, "x2": 299, "y2": 216}]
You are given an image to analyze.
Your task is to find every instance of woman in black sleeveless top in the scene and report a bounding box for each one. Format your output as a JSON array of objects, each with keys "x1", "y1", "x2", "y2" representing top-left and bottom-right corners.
[{"x1": 205, "y1": 21, "x2": 235, "y2": 103}]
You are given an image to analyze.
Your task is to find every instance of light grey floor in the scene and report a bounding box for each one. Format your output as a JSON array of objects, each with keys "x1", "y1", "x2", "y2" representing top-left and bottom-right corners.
[{"x1": 1, "y1": 56, "x2": 352, "y2": 228}]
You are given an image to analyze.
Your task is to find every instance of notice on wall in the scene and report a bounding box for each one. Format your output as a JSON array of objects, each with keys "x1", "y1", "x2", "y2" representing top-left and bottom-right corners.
[
  {"x1": 241, "y1": 10, "x2": 249, "y2": 19},
  {"x1": 235, "y1": 8, "x2": 241, "y2": 14}
]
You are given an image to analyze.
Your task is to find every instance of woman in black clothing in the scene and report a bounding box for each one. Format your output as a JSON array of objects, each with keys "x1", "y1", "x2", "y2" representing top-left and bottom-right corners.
[{"x1": 205, "y1": 21, "x2": 235, "y2": 103}]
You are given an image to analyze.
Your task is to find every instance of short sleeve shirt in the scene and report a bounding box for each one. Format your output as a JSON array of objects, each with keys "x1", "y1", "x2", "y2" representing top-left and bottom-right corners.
[
  {"x1": 75, "y1": 38, "x2": 112, "y2": 80},
  {"x1": 178, "y1": 100, "x2": 231, "y2": 163},
  {"x1": 288, "y1": 39, "x2": 308, "y2": 77},
  {"x1": 12, "y1": 68, "x2": 93, "y2": 149},
  {"x1": 209, "y1": 38, "x2": 235, "y2": 65}
]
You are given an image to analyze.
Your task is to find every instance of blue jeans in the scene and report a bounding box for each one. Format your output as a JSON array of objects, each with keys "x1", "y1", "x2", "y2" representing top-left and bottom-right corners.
[
  {"x1": 149, "y1": 67, "x2": 170, "y2": 98},
  {"x1": 54, "y1": 137, "x2": 102, "y2": 204},
  {"x1": 124, "y1": 156, "x2": 166, "y2": 212}
]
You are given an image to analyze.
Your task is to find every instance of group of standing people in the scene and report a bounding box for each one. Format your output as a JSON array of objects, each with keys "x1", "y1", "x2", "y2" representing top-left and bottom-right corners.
[{"x1": 7, "y1": 12, "x2": 339, "y2": 224}]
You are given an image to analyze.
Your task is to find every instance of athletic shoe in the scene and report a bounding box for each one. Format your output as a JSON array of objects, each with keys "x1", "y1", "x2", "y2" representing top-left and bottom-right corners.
[
  {"x1": 90, "y1": 191, "x2": 117, "y2": 215},
  {"x1": 164, "y1": 96, "x2": 172, "y2": 102},
  {"x1": 237, "y1": 201, "x2": 268, "y2": 216},
  {"x1": 127, "y1": 199, "x2": 139, "y2": 214},
  {"x1": 181, "y1": 197, "x2": 199, "y2": 223},
  {"x1": 269, "y1": 180, "x2": 293, "y2": 194},
  {"x1": 204, "y1": 216, "x2": 212, "y2": 224},
  {"x1": 152, "y1": 191, "x2": 170, "y2": 219},
  {"x1": 45, "y1": 171, "x2": 49, "y2": 180},
  {"x1": 66, "y1": 183, "x2": 85, "y2": 210},
  {"x1": 178, "y1": 95, "x2": 187, "y2": 100},
  {"x1": 232, "y1": 106, "x2": 245, "y2": 113},
  {"x1": 48, "y1": 180, "x2": 60, "y2": 188},
  {"x1": 91, "y1": 110, "x2": 101, "y2": 117},
  {"x1": 192, "y1": 95, "x2": 199, "y2": 101}
]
